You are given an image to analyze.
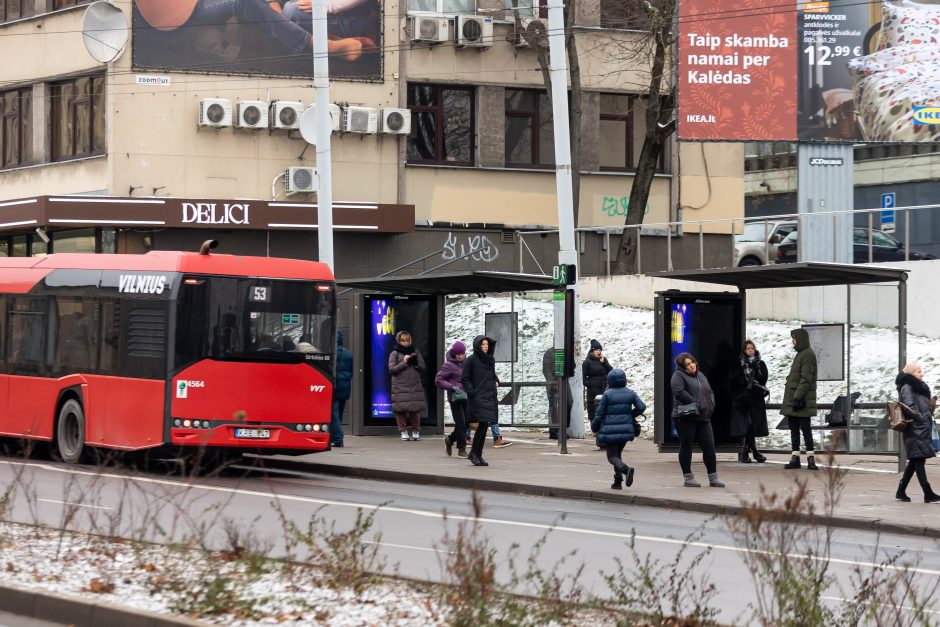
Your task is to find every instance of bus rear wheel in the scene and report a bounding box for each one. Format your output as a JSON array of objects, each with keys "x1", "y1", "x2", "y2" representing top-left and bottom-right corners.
[{"x1": 56, "y1": 399, "x2": 86, "y2": 465}]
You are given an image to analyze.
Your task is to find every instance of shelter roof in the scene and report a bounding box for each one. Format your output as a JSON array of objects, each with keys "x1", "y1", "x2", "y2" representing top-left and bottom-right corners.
[
  {"x1": 337, "y1": 270, "x2": 554, "y2": 295},
  {"x1": 650, "y1": 262, "x2": 908, "y2": 290}
]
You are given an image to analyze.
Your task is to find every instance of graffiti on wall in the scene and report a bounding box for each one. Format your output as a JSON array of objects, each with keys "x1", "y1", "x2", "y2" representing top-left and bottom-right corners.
[
  {"x1": 442, "y1": 232, "x2": 500, "y2": 263},
  {"x1": 600, "y1": 195, "x2": 652, "y2": 218}
]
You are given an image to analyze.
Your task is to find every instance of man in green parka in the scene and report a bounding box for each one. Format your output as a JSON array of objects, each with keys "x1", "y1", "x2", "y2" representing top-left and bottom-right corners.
[{"x1": 782, "y1": 328, "x2": 818, "y2": 470}]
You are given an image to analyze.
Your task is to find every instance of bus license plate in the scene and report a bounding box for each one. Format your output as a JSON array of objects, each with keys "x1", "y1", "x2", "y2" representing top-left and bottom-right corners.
[{"x1": 234, "y1": 428, "x2": 270, "y2": 439}]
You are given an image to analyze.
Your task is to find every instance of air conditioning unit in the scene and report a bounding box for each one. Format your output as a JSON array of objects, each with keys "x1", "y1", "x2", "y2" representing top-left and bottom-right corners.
[
  {"x1": 410, "y1": 15, "x2": 449, "y2": 43},
  {"x1": 328, "y1": 103, "x2": 342, "y2": 131},
  {"x1": 285, "y1": 167, "x2": 318, "y2": 195},
  {"x1": 343, "y1": 106, "x2": 379, "y2": 134},
  {"x1": 515, "y1": 18, "x2": 548, "y2": 49},
  {"x1": 236, "y1": 100, "x2": 268, "y2": 129},
  {"x1": 270, "y1": 100, "x2": 304, "y2": 130},
  {"x1": 380, "y1": 108, "x2": 411, "y2": 135},
  {"x1": 456, "y1": 15, "x2": 493, "y2": 48},
  {"x1": 198, "y1": 98, "x2": 232, "y2": 127}
]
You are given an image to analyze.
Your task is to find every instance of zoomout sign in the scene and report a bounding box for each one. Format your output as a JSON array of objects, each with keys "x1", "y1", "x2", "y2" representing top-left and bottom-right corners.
[{"x1": 182, "y1": 202, "x2": 250, "y2": 225}]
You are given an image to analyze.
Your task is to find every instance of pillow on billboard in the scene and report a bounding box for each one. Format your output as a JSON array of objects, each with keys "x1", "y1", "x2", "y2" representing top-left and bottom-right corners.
[
  {"x1": 846, "y1": 43, "x2": 940, "y2": 78},
  {"x1": 878, "y1": 1, "x2": 940, "y2": 49},
  {"x1": 854, "y1": 63, "x2": 940, "y2": 140}
]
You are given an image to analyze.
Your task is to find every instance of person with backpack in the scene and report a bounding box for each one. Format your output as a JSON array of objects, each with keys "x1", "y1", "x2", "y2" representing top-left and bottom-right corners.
[
  {"x1": 781, "y1": 328, "x2": 819, "y2": 470},
  {"x1": 435, "y1": 341, "x2": 469, "y2": 458},
  {"x1": 591, "y1": 368, "x2": 645, "y2": 490},
  {"x1": 462, "y1": 335, "x2": 499, "y2": 467},
  {"x1": 728, "y1": 340, "x2": 769, "y2": 463},
  {"x1": 331, "y1": 331, "x2": 353, "y2": 448},
  {"x1": 895, "y1": 363, "x2": 940, "y2": 503}
]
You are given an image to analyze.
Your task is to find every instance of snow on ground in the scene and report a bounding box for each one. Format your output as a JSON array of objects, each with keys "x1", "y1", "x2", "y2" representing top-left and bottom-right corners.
[{"x1": 445, "y1": 296, "x2": 940, "y2": 448}]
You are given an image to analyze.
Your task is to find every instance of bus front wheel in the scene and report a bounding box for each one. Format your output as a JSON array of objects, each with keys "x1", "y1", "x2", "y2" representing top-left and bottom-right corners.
[{"x1": 56, "y1": 399, "x2": 86, "y2": 465}]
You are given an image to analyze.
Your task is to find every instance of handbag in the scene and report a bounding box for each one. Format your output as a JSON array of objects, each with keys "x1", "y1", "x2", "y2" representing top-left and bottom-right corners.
[
  {"x1": 452, "y1": 390, "x2": 468, "y2": 402},
  {"x1": 676, "y1": 403, "x2": 699, "y2": 419},
  {"x1": 886, "y1": 401, "x2": 914, "y2": 432},
  {"x1": 932, "y1": 420, "x2": 940, "y2": 453}
]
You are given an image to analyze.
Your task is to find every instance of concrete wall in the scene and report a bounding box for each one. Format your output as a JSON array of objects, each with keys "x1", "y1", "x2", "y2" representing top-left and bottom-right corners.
[{"x1": 581, "y1": 258, "x2": 940, "y2": 338}]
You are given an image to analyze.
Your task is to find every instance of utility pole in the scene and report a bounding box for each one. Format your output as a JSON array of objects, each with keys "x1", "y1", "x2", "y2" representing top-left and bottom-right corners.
[
  {"x1": 547, "y1": 0, "x2": 583, "y2": 444},
  {"x1": 312, "y1": 0, "x2": 334, "y2": 271}
]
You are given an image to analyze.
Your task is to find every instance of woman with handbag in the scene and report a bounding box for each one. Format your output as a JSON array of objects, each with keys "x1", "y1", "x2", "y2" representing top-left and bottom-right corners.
[
  {"x1": 728, "y1": 340, "x2": 770, "y2": 464},
  {"x1": 435, "y1": 341, "x2": 469, "y2": 458},
  {"x1": 591, "y1": 368, "x2": 645, "y2": 490},
  {"x1": 895, "y1": 363, "x2": 940, "y2": 503},
  {"x1": 671, "y1": 353, "x2": 724, "y2": 488}
]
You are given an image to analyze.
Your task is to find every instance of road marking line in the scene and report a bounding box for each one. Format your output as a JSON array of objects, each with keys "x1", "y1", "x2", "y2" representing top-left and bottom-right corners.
[
  {"x1": 3, "y1": 460, "x2": 936, "y2": 577},
  {"x1": 37, "y1": 498, "x2": 113, "y2": 511},
  {"x1": 821, "y1": 595, "x2": 940, "y2": 615},
  {"x1": 362, "y1": 540, "x2": 450, "y2": 554}
]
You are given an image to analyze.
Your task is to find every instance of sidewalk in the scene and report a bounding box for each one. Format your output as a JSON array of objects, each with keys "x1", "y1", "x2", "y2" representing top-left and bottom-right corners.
[{"x1": 261, "y1": 432, "x2": 940, "y2": 538}]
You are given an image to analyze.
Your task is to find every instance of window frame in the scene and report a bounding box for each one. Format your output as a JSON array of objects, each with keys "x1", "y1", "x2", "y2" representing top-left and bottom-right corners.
[
  {"x1": 504, "y1": 88, "x2": 554, "y2": 170},
  {"x1": 0, "y1": 0, "x2": 27, "y2": 23},
  {"x1": 598, "y1": 93, "x2": 634, "y2": 173},
  {"x1": 51, "y1": 75, "x2": 106, "y2": 162},
  {"x1": 406, "y1": 0, "x2": 476, "y2": 15},
  {"x1": 406, "y1": 83, "x2": 476, "y2": 167},
  {"x1": 0, "y1": 87, "x2": 32, "y2": 170},
  {"x1": 52, "y1": 0, "x2": 92, "y2": 9},
  {"x1": 599, "y1": 0, "x2": 646, "y2": 29}
]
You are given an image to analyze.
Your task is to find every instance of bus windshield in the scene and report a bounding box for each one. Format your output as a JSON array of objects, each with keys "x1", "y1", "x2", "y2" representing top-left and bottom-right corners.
[{"x1": 174, "y1": 276, "x2": 335, "y2": 368}]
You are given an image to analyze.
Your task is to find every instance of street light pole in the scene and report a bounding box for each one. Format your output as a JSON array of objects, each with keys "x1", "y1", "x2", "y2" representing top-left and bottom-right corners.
[{"x1": 312, "y1": 0, "x2": 334, "y2": 271}]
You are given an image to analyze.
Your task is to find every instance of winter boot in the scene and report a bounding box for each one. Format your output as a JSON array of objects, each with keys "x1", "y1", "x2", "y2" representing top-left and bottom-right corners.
[
  {"x1": 611, "y1": 472, "x2": 623, "y2": 490},
  {"x1": 708, "y1": 472, "x2": 725, "y2": 488},
  {"x1": 444, "y1": 436, "x2": 453, "y2": 457},
  {"x1": 457, "y1": 449, "x2": 468, "y2": 458},
  {"x1": 784, "y1": 453, "x2": 802, "y2": 470},
  {"x1": 738, "y1": 447, "x2": 752, "y2": 464},
  {"x1": 752, "y1": 449, "x2": 767, "y2": 464},
  {"x1": 922, "y1": 481, "x2": 940, "y2": 503},
  {"x1": 896, "y1": 486, "x2": 912, "y2": 502},
  {"x1": 683, "y1": 473, "x2": 701, "y2": 488},
  {"x1": 624, "y1": 466, "x2": 635, "y2": 488},
  {"x1": 806, "y1": 454, "x2": 819, "y2": 471}
]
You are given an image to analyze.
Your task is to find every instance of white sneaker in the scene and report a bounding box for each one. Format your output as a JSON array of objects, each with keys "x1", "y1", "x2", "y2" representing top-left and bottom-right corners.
[
  {"x1": 401, "y1": 431, "x2": 410, "y2": 441},
  {"x1": 411, "y1": 431, "x2": 421, "y2": 441}
]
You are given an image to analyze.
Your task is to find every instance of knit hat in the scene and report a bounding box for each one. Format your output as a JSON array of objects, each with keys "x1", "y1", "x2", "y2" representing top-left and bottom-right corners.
[
  {"x1": 450, "y1": 341, "x2": 466, "y2": 356},
  {"x1": 590, "y1": 339, "x2": 603, "y2": 351}
]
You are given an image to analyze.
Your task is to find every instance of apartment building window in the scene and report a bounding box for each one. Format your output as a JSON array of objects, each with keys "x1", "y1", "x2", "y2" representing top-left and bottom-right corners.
[
  {"x1": 600, "y1": 0, "x2": 645, "y2": 28},
  {"x1": 1, "y1": 89, "x2": 32, "y2": 169},
  {"x1": 505, "y1": 0, "x2": 546, "y2": 19},
  {"x1": 52, "y1": 75, "x2": 106, "y2": 161},
  {"x1": 505, "y1": 89, "x2": 554, "y2": 168},
  {"x1": 1, "y1": 0, "x2": 31, "y2": 22},
  {"x1": 52, "y1": 0, "x2": 92, "y2": 8},
  {"x1": 406, "y1": 84, "x2": 475, "y2": 166},
  {"x1": 599, "y1": 94, "x2": 633, "y2": 171},
  {"x1": 408, "y1": 0, "x2": 474, "y2": 13}
]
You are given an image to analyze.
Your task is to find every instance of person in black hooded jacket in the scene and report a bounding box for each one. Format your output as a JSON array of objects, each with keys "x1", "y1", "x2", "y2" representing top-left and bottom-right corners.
[
  {"x1": 583, "y1": 339, "x2": 613, "y2": 429},
  {"x1": 895, "y1": 363, "x2": 940, "y2": 503},
  {"x1": 728, "y1": 340, "x2": 769, "y2": 464},
  {"x1": 462, "y1": 335, "x2": 498, "y2": 467}
]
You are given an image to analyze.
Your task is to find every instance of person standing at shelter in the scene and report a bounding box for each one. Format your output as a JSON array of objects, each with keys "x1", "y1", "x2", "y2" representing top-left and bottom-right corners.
[
  {"x1": 331, "y1": 331, "x2": 353, "y2": 448},
  {"x1": 728, "y1": 340, "x2": 769, "y2": 463},
  {"x1": 388, "y1": 331, "x2": 426, "y2": 441},
  {"x1": 592, "y1": 368, "x2": 645, "y2": 490},
  {"x1": 436, "y1": 341, "x2": 469, "y2": 458},
  {"x1": 463, "y1": 335, "x2": 499, "y2": 466},
  {"x1": 782, "y1": 329, "x2": 819, "y2": 470},
  {"x1": 544, "y1": 346, "x2": 572, "y2": 440},
  {"x1": 895, "y1": 363, "x2": 940, "y2": 503},
  {"x1": 583, "y1": 339, "x2": 613, "y2": 430},
  {"x1": 671, "y1": 353, "x2": 724, "y2": 488}
]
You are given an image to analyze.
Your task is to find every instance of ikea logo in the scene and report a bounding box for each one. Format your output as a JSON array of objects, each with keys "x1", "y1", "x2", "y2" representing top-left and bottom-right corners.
[{"x1": 913, "y1": 106, "x2": 940, "y2": 125}]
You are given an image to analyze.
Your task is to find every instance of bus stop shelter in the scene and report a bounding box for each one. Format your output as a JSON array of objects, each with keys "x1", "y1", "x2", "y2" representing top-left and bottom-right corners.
[
  {"x1": 337, "y1": 270, "x2": 554, "y2": 436},
  {"x1": 649, "y1": 262, "x2": 909, "y2": 468}
]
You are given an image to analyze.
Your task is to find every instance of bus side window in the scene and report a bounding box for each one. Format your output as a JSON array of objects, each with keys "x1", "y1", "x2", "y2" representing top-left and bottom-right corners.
[
  {"x1": 98, "y1": 300, "x2": 121, "y2": 376},
  {"x1": 9, "y1": 298, "x2": 47, "y2": 375},
  {"x1": 55, "y1": 297, "x2": 97, "y2": 375}
]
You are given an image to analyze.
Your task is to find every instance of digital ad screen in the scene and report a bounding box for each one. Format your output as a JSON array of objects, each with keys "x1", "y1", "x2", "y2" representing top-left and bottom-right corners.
[
  {"x1": 662, "y1": 294, "x2": 743, "y2": 444},
  {"x1": 363, "y1": 295, "x2": 438, "y2": 427}
]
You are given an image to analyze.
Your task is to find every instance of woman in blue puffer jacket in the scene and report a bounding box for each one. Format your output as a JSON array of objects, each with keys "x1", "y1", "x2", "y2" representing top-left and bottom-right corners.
[{"x1": 591, "y1": 368, "x2": 646, "y2": 490}]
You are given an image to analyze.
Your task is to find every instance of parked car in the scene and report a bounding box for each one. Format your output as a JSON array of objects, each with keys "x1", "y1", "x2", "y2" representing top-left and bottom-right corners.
[
  {"x1": 734, "y1": 221, "x2": 798, "y2": 266},
  {"x1": 774, "y1": 228, "x2": 936, "y2": 264}
]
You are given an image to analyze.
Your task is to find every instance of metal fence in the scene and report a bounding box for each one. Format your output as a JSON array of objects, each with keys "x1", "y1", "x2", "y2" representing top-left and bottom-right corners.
[{"x1": 517, "y1": 203, "x2": 940, "y2": 276}]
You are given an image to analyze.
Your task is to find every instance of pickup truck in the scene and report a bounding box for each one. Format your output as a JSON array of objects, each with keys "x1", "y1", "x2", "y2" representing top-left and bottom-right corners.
[{"x1": 734, "y1": 220, "x2": 798, "y2": 266}]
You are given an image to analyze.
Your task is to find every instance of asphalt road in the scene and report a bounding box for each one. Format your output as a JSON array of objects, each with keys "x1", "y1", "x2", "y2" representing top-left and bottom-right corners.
[{"x1": 1, "y1": 457, "x2": 939, "y2": 623}]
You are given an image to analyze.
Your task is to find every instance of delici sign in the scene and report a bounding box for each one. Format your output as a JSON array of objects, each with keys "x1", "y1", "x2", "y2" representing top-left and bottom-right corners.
[{"x1": 182, "y1": 202, "x2": 250, "y2": 225}]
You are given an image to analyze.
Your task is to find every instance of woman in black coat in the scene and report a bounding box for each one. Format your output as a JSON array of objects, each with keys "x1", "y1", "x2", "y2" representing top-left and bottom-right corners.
[
  {"x1": 896, "y1": 363, "x2": 940, "y2": 503},
  {"x1": 583, "y1": 339, "x2": 613, "y2": 427},
  {"x1": 728, "y1": 340, "x2": 769, "y2": 464},
  {"x1": 671, "y1": 352, "x2": 723, "y2": 488},
  {"x1": 462, "y1": 334, "x2": 498, "y2": 467}
]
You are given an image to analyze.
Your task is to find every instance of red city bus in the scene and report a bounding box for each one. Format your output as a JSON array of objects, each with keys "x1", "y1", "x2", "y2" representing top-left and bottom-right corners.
[{"x1": 0, "y1": 244, "x2": 336, "y2": 463}]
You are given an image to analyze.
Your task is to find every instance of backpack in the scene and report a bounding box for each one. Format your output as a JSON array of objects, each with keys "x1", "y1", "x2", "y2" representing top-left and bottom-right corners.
[{"x1": 886, "y1": 400, "x2": 914, "y2": 432}]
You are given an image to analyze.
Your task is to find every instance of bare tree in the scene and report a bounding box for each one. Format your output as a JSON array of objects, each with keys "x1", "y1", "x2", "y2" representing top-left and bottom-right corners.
[{"x1": 610, "y1": 0, "x2": 676, "y2": 275}]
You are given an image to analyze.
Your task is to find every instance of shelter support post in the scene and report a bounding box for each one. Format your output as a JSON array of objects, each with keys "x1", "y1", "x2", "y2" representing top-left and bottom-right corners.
[
  {"x1": 846, "y1": 284, "x2": 852, "y2": 454},
  {"x1": 899, "y1": 278, "x2": 908, "y2": 473}
]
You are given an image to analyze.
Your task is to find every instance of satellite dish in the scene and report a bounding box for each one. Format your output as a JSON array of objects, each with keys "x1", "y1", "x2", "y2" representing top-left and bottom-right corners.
[
  {"x1": 300, "y1": 106, "x2": 318, "y2": 145},
  {"x1": 82, "y1": 1, "x2": 129, "y2": 63}
]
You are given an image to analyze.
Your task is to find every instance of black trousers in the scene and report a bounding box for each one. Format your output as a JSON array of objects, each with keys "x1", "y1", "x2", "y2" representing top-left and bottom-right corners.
[
  {"x1": 677, "y1": 419, "x2": 717, "y2": 475},
  {"x1": 787, "y1": 416, "x2": 815, "y2": 453},
  {"x1": 605, "y1": 441, "x2": 628, "y2": 477},
  {"x1": 743, "y1": 434, "x2": 758, "y2": 452},
  {"x1": 448, "y1": 400, "x2": 468, "y2": 451},
  {"x1": 901, "y1": 457, "x2": 930, "y2": 490},
  {"x1": 470, "y1": 421, "x2": 489, "y2": 457}
]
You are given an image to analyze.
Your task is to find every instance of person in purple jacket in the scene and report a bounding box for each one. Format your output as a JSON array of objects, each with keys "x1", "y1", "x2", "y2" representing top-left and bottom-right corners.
[{"x1": 435, "y1": 341, "x2": 468, "y2": 458}]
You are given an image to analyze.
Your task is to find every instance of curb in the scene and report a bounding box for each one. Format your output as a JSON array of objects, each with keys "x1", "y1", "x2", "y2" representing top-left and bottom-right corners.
[
  {"x1": 0, "y1": 582, "x2": 207, "y2": 627},
  {"x1": 252, "y1": 457, "x2": 940, "y2": 540}
]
